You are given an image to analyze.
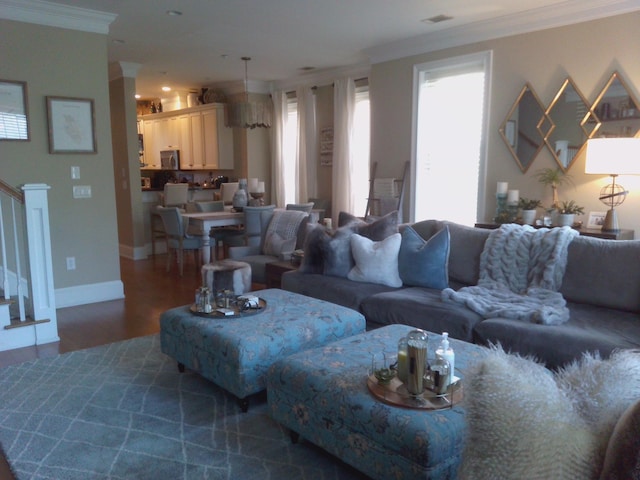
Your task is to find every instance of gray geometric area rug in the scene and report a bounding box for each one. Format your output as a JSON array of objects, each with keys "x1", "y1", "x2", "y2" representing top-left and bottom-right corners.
[{"x1": 0, "y1": 335, "x2": 368, "y2": 479}]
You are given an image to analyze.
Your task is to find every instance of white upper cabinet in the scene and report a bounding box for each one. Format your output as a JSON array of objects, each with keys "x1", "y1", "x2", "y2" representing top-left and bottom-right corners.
[{"x1": 139, "y1": 104, "x2": 233, "y2": 170}]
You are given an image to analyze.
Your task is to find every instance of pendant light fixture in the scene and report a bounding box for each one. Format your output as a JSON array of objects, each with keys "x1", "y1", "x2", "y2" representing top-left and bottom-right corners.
[{"x1": 224, "y1": 57, "x2": 272, "y2": 129}]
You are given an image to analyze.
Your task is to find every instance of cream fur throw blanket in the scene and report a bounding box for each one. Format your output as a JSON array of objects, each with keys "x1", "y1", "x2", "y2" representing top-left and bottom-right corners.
[{"x1": 442, "y1": 224, "x2": 579, "y2": 325}]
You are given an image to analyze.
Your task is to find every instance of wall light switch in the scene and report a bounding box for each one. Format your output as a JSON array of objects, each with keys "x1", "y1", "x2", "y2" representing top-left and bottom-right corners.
[{"x1": 71, "y1": 166, "x2": 80, "y2": 179}]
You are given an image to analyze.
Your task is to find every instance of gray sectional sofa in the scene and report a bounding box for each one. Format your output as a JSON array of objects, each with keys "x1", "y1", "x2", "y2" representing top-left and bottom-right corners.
[{"x1": 282, "y1": 219, "x2": 640, "y2": 369}]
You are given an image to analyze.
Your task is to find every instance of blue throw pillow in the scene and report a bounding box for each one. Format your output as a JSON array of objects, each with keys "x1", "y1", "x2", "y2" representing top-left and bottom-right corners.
[{"x1": 398, "y1": 225, "x2": 450, "y2": 289}]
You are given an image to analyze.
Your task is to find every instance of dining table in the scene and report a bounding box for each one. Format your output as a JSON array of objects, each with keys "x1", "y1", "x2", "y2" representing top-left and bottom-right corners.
[{"x1": 183, "y1": 208, "x2": 244, "y2": 263}]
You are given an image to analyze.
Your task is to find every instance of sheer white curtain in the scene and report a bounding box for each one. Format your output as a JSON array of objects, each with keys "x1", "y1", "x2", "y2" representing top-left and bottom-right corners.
[
  {"x1": 332, "y1": 77, "x2": 356, "y2": 224},
  {"x1": 297, "y1": 86, "x2": 317, "y2": 201},
  {"x1": 270, "y1": 90, "x2": 287, "y2": 206}
]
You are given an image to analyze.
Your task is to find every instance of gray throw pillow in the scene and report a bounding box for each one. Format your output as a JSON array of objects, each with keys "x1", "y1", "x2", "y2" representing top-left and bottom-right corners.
[
  {"x1": 299, "y1": 212, "x2": 400, "y2": 278},
  {"x1": 398, "y1": 225, "x2": 449, "y2": 289},
  {"x1": 339, "y1": 210, "x2": 399, "y2": 241}
]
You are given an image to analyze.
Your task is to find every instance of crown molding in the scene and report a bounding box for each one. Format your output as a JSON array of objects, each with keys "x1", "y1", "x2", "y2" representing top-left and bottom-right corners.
[
  {"x1": 271, "y1": 63, "x2": 372, "y2": 91},
  {"x1": 365, "y1": 0, "x2": 640, "y2": 64},
  {"x1": 108, "y1": 61, "x2": 141, "y2": 81},
  {"x1": 0, "y1": 0, "x2": 116, "y2": 34}
]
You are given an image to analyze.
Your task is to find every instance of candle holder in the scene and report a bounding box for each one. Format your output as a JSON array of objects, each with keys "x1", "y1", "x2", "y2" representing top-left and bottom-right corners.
[
  {"x1": 249, "y1": 191, "x2": 265, "y2": 206},
  {"x1": 494, "y1": 193, "x2": 509, "y2": 223}
]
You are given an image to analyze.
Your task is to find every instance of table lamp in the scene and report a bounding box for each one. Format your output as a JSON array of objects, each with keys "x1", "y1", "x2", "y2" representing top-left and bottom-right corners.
[{"x1": 584, "y1": 138, "x2": 640, "y2": 232}]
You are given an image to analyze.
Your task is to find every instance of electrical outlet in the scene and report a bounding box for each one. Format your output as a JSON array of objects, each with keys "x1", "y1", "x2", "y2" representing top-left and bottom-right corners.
[
  {"x1": 73, "y1": 185, "x2": 92, "y2": 198},
  {"x1": 66, "y1": 257, "x2": 76, "y2": 270},
  {"x1": 71, "y1": 166, "x2": 80, "y2": 179}
]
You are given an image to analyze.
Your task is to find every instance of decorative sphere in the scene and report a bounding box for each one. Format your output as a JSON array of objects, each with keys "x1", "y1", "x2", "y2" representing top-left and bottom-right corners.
[{"x1": 599, "y1": 184, "x2": 627, "y2": 208}]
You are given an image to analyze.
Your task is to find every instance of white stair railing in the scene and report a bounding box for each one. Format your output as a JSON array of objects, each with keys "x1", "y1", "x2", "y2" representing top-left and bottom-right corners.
[{"x1": 0, "y1": 181, "x2": 59, "y2": 351}]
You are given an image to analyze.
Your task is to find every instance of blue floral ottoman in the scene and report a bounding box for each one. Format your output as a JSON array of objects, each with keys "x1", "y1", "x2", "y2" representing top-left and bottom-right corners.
[
  {"x1": 159, "y1": 288, "x2": 366, "y2": 411},
  {"x1": 266, "y1": 324, "x2": 488, "y2": 480}
]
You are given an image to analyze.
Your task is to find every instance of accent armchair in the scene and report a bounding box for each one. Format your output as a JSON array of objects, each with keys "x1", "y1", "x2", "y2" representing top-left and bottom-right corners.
[{"x1": 227, "y1": 208, "x2": 308, "y2": 283}]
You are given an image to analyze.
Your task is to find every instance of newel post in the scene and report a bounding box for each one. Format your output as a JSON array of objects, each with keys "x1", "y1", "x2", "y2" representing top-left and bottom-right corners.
[{"x1": 21, "y1": 184, "x2": 59, "y2": 344}]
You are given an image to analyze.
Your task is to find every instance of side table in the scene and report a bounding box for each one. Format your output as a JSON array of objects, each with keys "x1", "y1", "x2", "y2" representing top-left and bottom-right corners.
[{"x1": 265, "y1": 260, "x2": 298, "y2": 288}]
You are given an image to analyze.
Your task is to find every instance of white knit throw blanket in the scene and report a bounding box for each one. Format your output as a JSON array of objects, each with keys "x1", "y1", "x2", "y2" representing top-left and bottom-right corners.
[{"x1": 442, "y1": 224, "x2": 579, "y2": 325}]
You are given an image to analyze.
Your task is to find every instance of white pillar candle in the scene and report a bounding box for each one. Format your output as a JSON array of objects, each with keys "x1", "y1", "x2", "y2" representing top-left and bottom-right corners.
[
  {"x1": 507, "y1": 189, "x2": 519, "y2": 204},
  {"x1": 257, "y1": 181, "x2": 265, "y2": 193},
  {"x1": 248, "y1": 178, "x2": 259, "y2": 192},
  {"x1": 497, "y1": 182, "x2": 508, "y2": 194}
]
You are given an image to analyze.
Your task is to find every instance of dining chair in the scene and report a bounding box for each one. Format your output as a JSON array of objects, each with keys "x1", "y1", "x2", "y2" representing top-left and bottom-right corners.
[
  {"x1": 157, "y1": 206, "x2": 204, "y2": 276},
  {"x1": 194, "y1": 200, "x2": 243, "y2": 260},
  {"x1": 219, "y1": 182, "x2": 239, "y2": 205},
  {"x1": 151, "y1": 183, "x2": 190, "y2": 256},
  {"x1": 286, "y1": 202, "x2": 315, "y2": 214}
]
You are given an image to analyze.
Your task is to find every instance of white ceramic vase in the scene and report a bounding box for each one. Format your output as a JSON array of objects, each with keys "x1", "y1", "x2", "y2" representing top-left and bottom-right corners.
[
  {"x1": 521, "y1": 209, "x2": 537, "y2": 225},
  {"x1": 556, "y1": 213, "x2": 575, "y2": 227}
]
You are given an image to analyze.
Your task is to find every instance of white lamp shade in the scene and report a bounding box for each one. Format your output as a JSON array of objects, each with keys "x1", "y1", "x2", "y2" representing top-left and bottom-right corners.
[{"x1": 585, "y1": 138, "x2": 640, "y2": 175}]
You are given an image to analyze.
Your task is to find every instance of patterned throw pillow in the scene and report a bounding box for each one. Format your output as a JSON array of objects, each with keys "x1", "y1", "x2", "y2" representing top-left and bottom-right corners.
[
  {"x1": 263, "y1": 210, "x2": 307, "y2": 256},
  {"x1": 347, "y1": 233, "x2": 402, "y2": 288},
  {"x1": 398, "y1": 225, "x2": 450, "y2": 289}
]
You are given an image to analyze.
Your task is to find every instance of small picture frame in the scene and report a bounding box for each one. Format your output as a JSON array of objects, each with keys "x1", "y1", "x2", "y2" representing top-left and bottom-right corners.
[
  {"x1": 46, "y1": 96, "x2": 97, "y2": 153},
  {"x1": 0, "y1": 79, "x2": 29, "y2": 140},
  {"x1": 587, "y1": 211, "x2": 606, "y2": 229}
]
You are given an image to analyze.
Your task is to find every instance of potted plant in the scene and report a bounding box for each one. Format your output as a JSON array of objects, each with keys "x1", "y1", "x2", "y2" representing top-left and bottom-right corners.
[
  {"x1": 556, "y1": 200, "x2": 584, "y2": 227},
  {"x1": 518, "y1": 198, "x2": 542, "y2": 225},
  {"x1": 533, "y1": 168, "x2": 573, "y2": 209}
]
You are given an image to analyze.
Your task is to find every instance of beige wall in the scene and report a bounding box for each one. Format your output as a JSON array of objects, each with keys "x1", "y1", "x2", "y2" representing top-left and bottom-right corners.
[
  {"x1": 0, "y1": 19, "x2": 123, "y2": 306},
  {"x1": 110, "y1": 75, "x2": 145, "y2": 256},
  {"x1": 370, "y1": 12, "x2": 640, "y2": 237}
]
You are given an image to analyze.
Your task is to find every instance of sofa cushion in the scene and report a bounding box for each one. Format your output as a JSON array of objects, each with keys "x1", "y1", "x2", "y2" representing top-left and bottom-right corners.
[
  {"x1": 281, "y1": 271, "x2": 396, "y2": 312},
  {"x1": 360, "y1": 287, "x2": 484, "y2": 342},
  {"x1": 560, "y1": 236, "x2": 640, "y2": 312},
  {"x1": 348, "y1": 233, "x2": 402, "y2": 288},
  {"x1": 472, "y1": 301, "x2": 640, "y2": 369},
  {"x1": 398, "y1": 225, "x2": 449, "y2": 289}
]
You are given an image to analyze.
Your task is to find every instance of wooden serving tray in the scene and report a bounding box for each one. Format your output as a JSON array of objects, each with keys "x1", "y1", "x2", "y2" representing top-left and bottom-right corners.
[
  {"x1": 189, "y1": 298, "x2": 267, "y2": 319},
  {"x1": 367, "y1": 374, "x2": 463, "y2": 410}
]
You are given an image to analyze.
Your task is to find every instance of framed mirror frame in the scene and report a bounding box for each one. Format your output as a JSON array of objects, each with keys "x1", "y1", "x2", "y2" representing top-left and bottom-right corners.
[
  {"x1": 0, "y1": 79, "x2": 30, "y2": 141},
  {"x1": 587, "y1": 71, "x2": 640, "y2": 139},
  {"x1": 543, "y1": 77, "x2": 593, "y2": 172},
  {"x1": 499, "y1": 83, "x2": 546, "y2": 173}
]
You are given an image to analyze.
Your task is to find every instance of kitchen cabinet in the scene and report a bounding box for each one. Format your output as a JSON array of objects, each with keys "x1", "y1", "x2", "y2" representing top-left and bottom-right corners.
[
  {"x1": 141, "y1": 119, "x2": 160, "y2": 169},
  {"x1": 201, "y1": 108, "x2": 219, "y2": 169},
  {"x1": 140, "y1": 104, "x2": 233, "y2": 171},
  {"x1": 217, "y1": 108, "x2": 234, "y2": 170}
]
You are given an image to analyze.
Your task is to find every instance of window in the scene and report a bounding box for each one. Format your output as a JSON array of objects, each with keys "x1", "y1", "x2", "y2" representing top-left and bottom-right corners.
[
  {"x1": 352, "y1": 87, "x2": 370, "y2": 216},
  {"x1": 281, "y1": 84, "x2": 370, "y2": 214},
  {"x1": 411, "y1": 51, "x2": 492, "y2": 225},
  {"x1": 282, "y1": 95, "x2": 298, "y2": 205}
]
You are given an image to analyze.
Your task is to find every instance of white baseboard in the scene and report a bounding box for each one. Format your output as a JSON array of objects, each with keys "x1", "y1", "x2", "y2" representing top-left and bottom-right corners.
[
  {"x1": 55, "y1": 280, "x2": 125, "y2": 308},
  {"x1": 119, "y1": 242, "x2": 166, "y2": 260}
]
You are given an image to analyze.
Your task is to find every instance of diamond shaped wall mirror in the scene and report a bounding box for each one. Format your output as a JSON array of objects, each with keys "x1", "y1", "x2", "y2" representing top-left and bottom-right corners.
[
  {"x1": 499, "y1": 83, "x2": 546, "y2": 173},
  {"x1": 587, "y1": 71, "x2": 640, "y2": 139},
  {"x1": 543, "y1": 77, "x2": 593, "y2": 172}
]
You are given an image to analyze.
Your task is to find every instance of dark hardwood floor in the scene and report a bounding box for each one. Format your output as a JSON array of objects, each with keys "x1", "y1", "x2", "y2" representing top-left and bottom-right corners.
[{"x1": 0, "y1": 254, "x2": 265, "y2": 368}]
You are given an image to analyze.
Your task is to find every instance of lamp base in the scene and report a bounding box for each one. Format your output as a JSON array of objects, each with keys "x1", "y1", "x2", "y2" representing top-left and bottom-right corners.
[{"x1": 602, "y1": 208, "x2": 619, "y2": 232}]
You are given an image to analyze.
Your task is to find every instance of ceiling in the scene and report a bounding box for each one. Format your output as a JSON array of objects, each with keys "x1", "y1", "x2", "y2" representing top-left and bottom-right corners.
[{"x1": 3, "y1": 0, "x2": 639, "y2": 99}]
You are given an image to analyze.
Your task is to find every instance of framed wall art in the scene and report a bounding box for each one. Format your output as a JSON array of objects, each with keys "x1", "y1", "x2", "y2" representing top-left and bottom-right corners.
[
  {"x1": 46, "y1": 96, "x2": 97, "y2": 153},
  {"x1": 0, "y1": 79, "x2": 29, "y2": 141},
  {"x1": 320, "y1": 126, "x2": 333, "y2": 166}
]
